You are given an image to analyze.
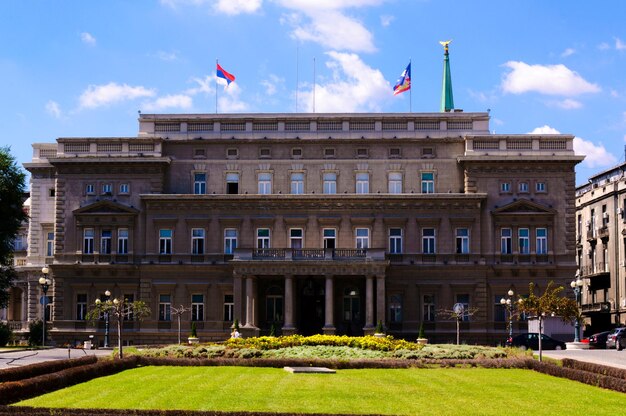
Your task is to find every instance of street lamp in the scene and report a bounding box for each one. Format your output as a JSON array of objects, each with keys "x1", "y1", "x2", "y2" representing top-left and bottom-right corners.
[
  {"x1": 500, "y1": 289, "x2": 515, "y2": 345},
  {"x1": 570, "y1": 272, "x2": 583, "y2": 342},
  {"x1": 38, "y1": 266, "x2": 51, "y2": 347},
  {"x1": 104, "y1": 290, "x2": 111, "y2": 348}
]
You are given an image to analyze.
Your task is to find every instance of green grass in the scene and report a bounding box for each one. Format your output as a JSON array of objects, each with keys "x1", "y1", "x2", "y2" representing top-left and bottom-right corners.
[{"x1": 16, "y1": 366, "x2": 624, "y2": 415}]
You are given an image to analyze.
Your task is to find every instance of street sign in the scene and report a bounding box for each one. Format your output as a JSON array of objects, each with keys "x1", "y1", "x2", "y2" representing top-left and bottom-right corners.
[{"x1": 39, "y1": 296, "x2": 50, "y2": 305}]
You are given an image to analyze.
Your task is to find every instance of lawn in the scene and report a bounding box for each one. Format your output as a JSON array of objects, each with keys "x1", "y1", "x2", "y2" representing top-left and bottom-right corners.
[{"x1": 16, "y1": 366, "x2": 624, "y2": 415}]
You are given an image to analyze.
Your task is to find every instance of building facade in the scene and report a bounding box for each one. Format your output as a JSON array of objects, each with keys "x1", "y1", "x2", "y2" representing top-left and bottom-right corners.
[
  {"x1": 3, "y1": 112, "x2": 582, "y2": 346},
  {"x1": 575, "y1": 163, "x2": 626, "y2": 333}
]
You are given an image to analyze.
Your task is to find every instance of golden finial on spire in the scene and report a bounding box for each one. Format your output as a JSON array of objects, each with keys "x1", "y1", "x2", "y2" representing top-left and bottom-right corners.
[{"x1": 439, "y1": 40, "x2": 452, "y2": 53}]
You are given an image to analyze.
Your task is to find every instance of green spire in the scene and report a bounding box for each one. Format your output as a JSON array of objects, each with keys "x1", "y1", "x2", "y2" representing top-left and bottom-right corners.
[{"x1": 440, "y1": 40, "x2": 454, "y2": 112}]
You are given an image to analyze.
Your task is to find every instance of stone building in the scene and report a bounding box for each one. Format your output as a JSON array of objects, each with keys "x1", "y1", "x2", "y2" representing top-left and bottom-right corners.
[{"x1": 2, "y1": 111, "x2": 582, "y2": 346}]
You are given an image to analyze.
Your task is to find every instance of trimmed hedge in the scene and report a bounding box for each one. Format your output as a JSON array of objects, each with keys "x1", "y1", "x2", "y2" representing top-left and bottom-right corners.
[
  {"x1": 561, "y1": 358, "x2": 626, "y2": 380},
  {"x1": 0, "y1": 407, "x2": 381, "y2": 416},
  {"x1": 0, "y1": 355, "x2": 97, "y2": 383},
  {"x1": 529, "y1": 359, "x2": 626, "y2": 393}
]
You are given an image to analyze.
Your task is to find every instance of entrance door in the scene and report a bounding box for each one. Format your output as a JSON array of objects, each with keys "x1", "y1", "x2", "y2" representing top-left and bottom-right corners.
[{"x1": 299, "y1": 278, "x2": 324, "y2": 335}]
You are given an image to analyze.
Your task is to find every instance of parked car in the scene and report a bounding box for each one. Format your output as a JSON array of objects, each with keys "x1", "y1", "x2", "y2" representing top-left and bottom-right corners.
[
  {"x1": 509, "y1": 333, "x2": 566, "y2": 350},
  {"x1": 606, "y1": 327, "x2": 626, "y2": 349},
  {"x1": 588, "y1": 331, "x2": 611, "y2": 349},
  {"x1": 617, "y1": 331, "x2": 626, "y2": 351}
]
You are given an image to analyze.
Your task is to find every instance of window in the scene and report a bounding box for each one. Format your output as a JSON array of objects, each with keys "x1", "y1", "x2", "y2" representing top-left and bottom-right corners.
[
  {"x1": 194, "y1": 148, "x2": 206, "y2": 158},
  {"x1": 355, "y1": 228, "x2": 369, "y2": 249},
  {"x1": 536, "y1": 182, "x2": 546, "y2": 192},
  {"x1": 102, "y1": 184, "x2": 113, "y2": 195},
  {"x1": 191, "y1": 294, "x2": 204, "y2": 321},
  {"x1": 257, "y1": 228, "x2": 270, "y2": 249},
  {"x1": 389, "y1": 228, "x2": 403, "y2": 254},
  {"x1": 266, "y1": 286, "x2": 284, "y2": 322},
  {"x1": 456, "y1": 294, "x2": 470, "y2": 322},
  {"x1": 226, "y1": 173, "x2": 239, "y2": 194},
  {"x1": 258, "y1": 173, "x2": 272, "y2": 194},
  {"x1": 324, "y1": 148, "x2": 335, "y2": 158},
  {"x1": 389, "y1": 294, "x2": 402, "y2": 323},
  {"x1": 101, "y1": 230, "x2": 112, "y2": 254},
  {"x1": 291, "y1": 173, "x2": 304, "y2": 194},
  {"x1": 602, "y1": 205, "x2": 608, "y2": 226},
  {"x1": 46, "y1": 232, "x2": 54, "y2": 257},
  {"x1": 119, "y1": 183, "x2": 129, "y2": 194},
  {"x1": 159, "y1": 229, "x2": 172, "y2": 254},
  {"x1": 388, "y1": 172, "x2": 402, "y2": 194},
  {"x1": 519, "y1": 228, "x2": 530, "y2": 254},
  {"x1": 191, "y1": 228, "x2": 205, "y2": 255},
  {"x1": 117, "y1": 228, "x2": 128, "y2": 254},
  {"x1": 501, "y1": 228, "x2": 512, "y2": 254},
  {"x1": 422, "y1": 147, "x2": 434, "y2": 158},
  {"x1": 223, "y1": 294, "x2": 234, "y2": 321},
  {"x1": 389, "y1": 147, "x2": 401, "y2": 158},
  {"x1": 356, "y1": 148, "x2": 369, "y2": 158},
  {"x1": 76, "y1": 294, "x2": 87, "y2": 320},
  {"x1": 49, "y1": 188, "x2": 55, "y2": 197},
  {"x1": 159, "y1": 294, "x2": 171, "y2": 321},
  {"x1": 290, "y1": 228, "x2": 303, "y2": 249},
  {"x1": 323, "y1": 228, "x2": 336, "y2": 249},
  {"x1": 423, "y1": 295, "x2": 436, "y2": 321},
  {"x1": 356, "y1": 173, "x2": 369, "y2": 194},
  {"x1": 500, "y1": 182, "x2": 510, "y2": 193},
  {"x1": 291, "y1": 148, "x2": 302, "y2": 158},
  {"x1": 422, "y1": 228, "x2": 436, "y2": 254},
  {"x1": 494, "y1": 295, "x2": 506, "y2": 322},
  {"x1": 455, "y1": 228, "x2": 469, "y2": 254},
  {"x1": 194, "y1": 173, "x2": 207, "y2": 195},
  {"x1": 518, "y1": 182, "x2": 529, "y2": 193},
  {"x1": 536, "y1": 228, "x2": 547, "y2": 254},
  {"x1": 224, "y1": 229, "x2": 238, "y2": 254},
  {"x1": 421, "y1": 172, "x2": 434, "y2": 194},
  {"x1": 343, "y1": 287, "x2": 360, "y2": 322},
  {"x1": 85, "y1": 184, "x2": 95, "y2": 194},
  {"x1": 226, "y1": 148, "x2": 239, "y2": 158},
  {"x1": 323, "y1": 172, "x2": 337, "y2": 194},
  {"x1": 259, "y1": 148, "x2": 271, "y2": 158},
  {"x1": 83, "y1": 228, "x2": 94, "y2": 254}
]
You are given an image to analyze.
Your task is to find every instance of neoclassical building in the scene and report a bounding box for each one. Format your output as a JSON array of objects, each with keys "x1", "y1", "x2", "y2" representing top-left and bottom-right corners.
[{"x1": 4, "y1": 111, "x2": 582, "y2": 345}]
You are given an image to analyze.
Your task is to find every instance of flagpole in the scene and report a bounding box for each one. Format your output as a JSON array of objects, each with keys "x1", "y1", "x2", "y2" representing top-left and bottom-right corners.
[
  {"x1": 215, "y1": 59, "x2": 218, "y2": 114},
  {"x1": 409, "y1": 58, "x2": 412, "y2": 113},
  {"x1": 296, "y1": 44, "x2": 299, "y2": 113},
  {"x1": 313, "y1": 57, "x2": 316, "y2": 113}
]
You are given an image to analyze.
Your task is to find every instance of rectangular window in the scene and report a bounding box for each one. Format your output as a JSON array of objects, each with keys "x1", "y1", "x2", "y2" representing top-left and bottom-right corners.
[
  {"x1": 423, "y1": 295, "x2": 435, "y2": 321},
  {"x1": 266, "y1": 294, "x2": 284, "y2": 322},
  {"x1": 536, "y1": 182, "x2": 546, "y2": 192},
  {"x1": 191, "y1": 228, "x2": 205, "y2": 255},
  {"x1": 101, "y1": 230, "x2": 112, "y2": 254},
  {"x1": 501, "y1": 228, "x2": 512, "y2": 254},
  {"x1": 291, "y1": 172, "x2": 304, "y2": 194},
  {"x1": 421, "y1": 172, "x2": 434, "y2": 194},
  {"x1": 159, "y1": 229, "x2": 172, "y2": 254},
  {"x1": 119, "y1": 183, "x2": 129, "y2": 194},
  {"x1": 356, "y1": 173, "x2": 369, "y2": 194},
  {"x1": 102, "y1": 183, "x2": 113, "y2": 195},
  {"x1": 324, "y1": 148, "x2": 335, "y2": 158},
  {"x1": 290, "y1": 228, "x2": 303, "y2": 249},
  {"x1": 500, "y1": 182, "x2": 510, "y2": 193},
  {"x1": 323, "y1": 228, "x2": 336, "y2": 249},
  {"x1": 257, "y1": 228, "x2": 270, "y2": 249},
  {"x1": 494, "y1": 295, "x2": 506, "y2": 322},
  {"x1": 224, "y1": 294, "x2": 234, "y2": 321},
  {"x1": 159, "y1": 294, "x2": 171, "y2": 321},
  {"x1": 224, "y1": 229, "x2": 238, "y2": 254},
  {"x1": 194, "y1": 173, "x2": 207, "y2": 195},
  {"x1": 519, "y1": 228, "x2": 530, "y2": 254},
  {"x1": 389, "y1": 228, "x2": 403, "y2": 254},
  {"x1": 518, "y1": 182, "x2": 529, "y2": 193},
  {"x1": 388, "y1": 172, "x2": 402, "y2": 194},
  {"x1": 83, "y1": 228, "x2": 94, "y2": 254},
  {"x1": 323, "y1": 172, "x2": 337, "y2": 194},
  {"x1": 191, "y1": 294, "x2": 204, "y2": 321},
  {"x1": 46, "y1": 232, "x2": 54, "y2": 257},
  {"x1": 85, "y1": 184, "x2": 95, "y2": 194},
  {"x1": 76, "y1": 294, "x2": 87, "y2": 320},
  {"x1": 226, "y1": 173, "x2": 239, "y2": 194},
  {"x1": 355, "y1": 228, "x2": 369, "y2": 249},
  {"x1": 422, "y1": 228, "x2": 436, "y2": 254},
  {"x1": 389, "y1": 294, "x2": 402, "y2": 323},
  {"x1": 258, "y1": 173, "x2": 272, "y2": 194},
  {"x1": 455, "y1": 228, "x2": 469, "y2": 254},
  {"x1": 456, "y1": 294, "x2": 470, "y2": 322},
  {"x1": 536, "y1": 228, "x2": 547, "y2": 254},
  {"x1": 118, "y1": 228, "x2": 128, "y2": 254},
  {"x1": 602, "y1": 205, "x2": 608, "y2": 226}
]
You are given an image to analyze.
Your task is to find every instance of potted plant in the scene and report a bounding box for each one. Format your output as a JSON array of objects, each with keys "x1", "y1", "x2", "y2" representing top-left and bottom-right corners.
[
  {"x1": 417, "y1": 321, "x2": 428, "y2": 345},
  {"x1": 374, "y1": 320, "x2": 385, "y2": 337},
  {"x1": 188, "y1": 321, "x2": 199, "y2": 344}
]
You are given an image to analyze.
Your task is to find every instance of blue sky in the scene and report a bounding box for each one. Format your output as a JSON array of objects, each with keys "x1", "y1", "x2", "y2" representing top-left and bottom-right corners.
[{"x1": 2, "y1": 0, "x2": 626, "y2": 185}]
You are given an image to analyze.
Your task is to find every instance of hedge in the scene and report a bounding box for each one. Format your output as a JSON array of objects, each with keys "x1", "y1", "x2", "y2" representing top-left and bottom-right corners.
[
  {"x1": 529, "y1": 359, "x2": 626, "y2": 393},
  {"x1": 0, "y1": 355, "x2": 97, "y2": 383},
  {"x1": 561, "y1": 358, "x2": 626, "y2": 380},
  {"x1": 0, "y1": 407, "x2": 379, "y2": 416}
]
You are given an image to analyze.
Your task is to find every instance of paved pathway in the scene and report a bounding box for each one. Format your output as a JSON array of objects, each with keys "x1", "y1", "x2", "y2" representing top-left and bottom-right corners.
[
  {"x1": 541, "y1": 348, "x2": 626, "y2": 369},
  {"x1": 0, "y1": 347, "x2": 112, "y2": 369}
]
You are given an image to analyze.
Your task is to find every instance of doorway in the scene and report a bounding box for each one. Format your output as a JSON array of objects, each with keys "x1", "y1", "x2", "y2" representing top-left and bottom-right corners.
[{"x1": 299, "y1": 278, "x2": 325, "y2": 335}]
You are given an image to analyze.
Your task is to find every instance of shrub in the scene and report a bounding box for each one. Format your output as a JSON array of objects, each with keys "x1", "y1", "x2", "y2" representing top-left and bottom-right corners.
[
  {"x1": 0, "y1": 323, "x2": 11, "y2": 347},
  {"x1": 418, "y1": 321, "x2": 425, "y2": 339},
  {"x1": 375, "y1": 320, "x2": 384, "y2": 334},
  {"x1": 26, "y1": 320, "x2": 48, "y2": 347},
  {"x1": 190, "y1": 322, "x2": 197, "y2": 338},
  {"x1": 0, "y1": 355, "x2": 97, "y2": 383}
]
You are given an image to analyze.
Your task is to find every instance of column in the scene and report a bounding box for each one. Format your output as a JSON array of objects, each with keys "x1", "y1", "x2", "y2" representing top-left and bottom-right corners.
[
  {"x1": 364, "y1": 275, "x2": 375, "y2": 330},
  {"x1": 243, "y1": 276, "x2": 257, "y2": 328},
  {"x1": 283, "y1": 275, "x2": 295, "y2": 332},
  {"x1": 376, "y1": 274, "x2": 386, "y2": 326},
  {"x1": 323, "y1": 275, "x2": 335, "y2": 334},
  {"x1": 233, "y1": 274, "x2": 243, "y2": 325}
]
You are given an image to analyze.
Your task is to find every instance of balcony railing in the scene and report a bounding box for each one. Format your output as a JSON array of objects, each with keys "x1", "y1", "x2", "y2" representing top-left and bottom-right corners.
[
  {"x1": 597, "y1": 226, "x2": 609, "y2": 240},
  {"x1": 581, "y1": 302, "x2": 610, "y2": 313},
  {"x1": 580, "y1": 263, "x2": 609, "y2": 277},
  {"x1": 235, "y1": 248, "x2": 385, "y2": 261}
]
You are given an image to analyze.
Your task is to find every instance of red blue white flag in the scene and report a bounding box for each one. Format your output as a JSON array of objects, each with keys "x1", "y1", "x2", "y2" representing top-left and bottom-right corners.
[
  {"x1": 216, "y1": 63, "x2": 236, "y2": 86},
  {"x1": 393, "y1": 62, "x2": 411, "y2": 96}
]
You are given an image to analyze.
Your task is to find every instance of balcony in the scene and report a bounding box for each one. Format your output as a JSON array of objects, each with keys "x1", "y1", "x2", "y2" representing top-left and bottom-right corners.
[
  {"x1": 597, "y1": 226, "x2": 609, "y2": 241},
  {"x1": 234, "y1": 248, "x2": 385, "y2": 262},
  {"x1": 586, "y1": 229, "x2": 596, "y2": 242},
  {"x1": 581, "y1": 302, "x2": 610, "y2": 314}
]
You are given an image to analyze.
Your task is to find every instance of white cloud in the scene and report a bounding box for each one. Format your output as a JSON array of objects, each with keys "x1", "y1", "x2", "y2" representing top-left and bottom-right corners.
[
  {"x1": 598, "y1": 42, "x2": 611, "y2": 50},
  {"x1": 155, "y1": 50, "x2": 179, "y2": 61},
  {"x1": 78, "y1": 82, "x2": 155, "y2": 109},
  {"x1": 298, "y1": 51, "x2": 390, "y2": 112},
  {"x1": 80, "y1": 32, "x2": 96, "y2": 46},
  {"x1": 260, "y1": 74, "x2": 284, "y2": 96},
  {"x1": 142, "y1": 94, "x2": 193, "y2": 112},
  {"x1": 215, "y1": 0, "x2": 262, "y2": 14},
  {"x1": 554, "y1": 98, "x2": 583, "y2": 109},
  {"x1": 45, "y1": 100, "x2": 61, "y2": 118},
  {"x1": 616, "y1": 37, "x2": 626, "y2": 50},
  {"x1": 560, "y1": 48, "x2": 575, "y2": 57},
  {"x1": 530, "y1": 125, "x2": 617, "y2": 169},
  {"x1": 501, "y1": 61, "x2": 600, "y2": 96},
  {"x1": 380, "y1": 14, "x2": 394, "y2": 27},
  {"x1": 217, "y1": 82, "x2": 248, "y2": 112},
  {"x1": 611, "y1": 90, "x2": 619, "y2": 98}
]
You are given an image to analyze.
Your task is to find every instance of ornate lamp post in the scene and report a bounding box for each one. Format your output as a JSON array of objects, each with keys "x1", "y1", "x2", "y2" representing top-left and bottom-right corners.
[
  {"x1": 500, "y1": 289, "x2": 515, "y2": 345},
  {"x1": 38, "y1": 266, "x2": 51, "y2": 347},
  {"x1": 104, "y1": 290, "x2": 111, "y2": 348},
  {"x1": 570, "y1": 271, "x2": 583, "y2": 342}
]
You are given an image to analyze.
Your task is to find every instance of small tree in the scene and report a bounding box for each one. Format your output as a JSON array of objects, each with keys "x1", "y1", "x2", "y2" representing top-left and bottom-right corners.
[
  {"x1": 518, "y1": 281, "x2": 578, "y2": 361},
  {"x1": 438, "y1": 305, "x2": 479, "y2": 345},
  {"x1": 0, "y1": 322, "x2": 12, "y2": 347},
  {"x1": 191, "y1": 321, "x2": 197, "y2": 338},
  {"x1": 417, "y1": 321, "x2": 426, "y2": 340},
  {"x1": 171, "y1": 304, "x2": 192, "y2": 344},
  {"x1": 375, "y1": 320, "x2": 385, "y2": 334},
  {"x1": 233, "y1": 319, "x2": 240, "y2": 331},
  {"x1": 87, "y1": 296, "x2": 150, "y2": 359},
  {"x1": 27, "y1": 320, "x2": 48, "y2": 346}
]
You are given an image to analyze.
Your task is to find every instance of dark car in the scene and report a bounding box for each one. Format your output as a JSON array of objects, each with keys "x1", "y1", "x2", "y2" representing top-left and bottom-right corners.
[
  {"x1": 617, "y1": 331, "x2": 626, "y2": 351},
  {"x1": 509, "y1": 333, "x2": 566, "y2": 350},
  {"x1": 606, "y1": 327, "x2": 626, "y2": 349},
  {"x1": 588, "y1": 331, "x2": 611, "y2": 349}
]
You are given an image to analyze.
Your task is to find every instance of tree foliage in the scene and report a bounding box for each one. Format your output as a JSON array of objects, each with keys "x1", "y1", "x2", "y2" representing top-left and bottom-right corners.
[
  {"x1": 518, "y1": 281, "x2": 578, "y2": 324},
  {"x1": 0, "y1": 147, "x2": 27, "y2": 309}
]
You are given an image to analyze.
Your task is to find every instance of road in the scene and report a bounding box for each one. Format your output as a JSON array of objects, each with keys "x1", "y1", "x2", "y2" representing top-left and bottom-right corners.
[
  {"x1": 0, "y1": 348, "x2": 112, "y2": 369},
  {"x1": 541, "y1": 347, "x2": 626, "y2": 369}
]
